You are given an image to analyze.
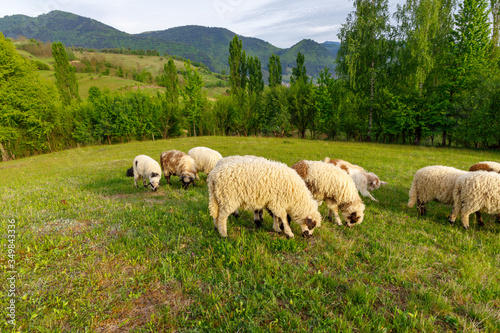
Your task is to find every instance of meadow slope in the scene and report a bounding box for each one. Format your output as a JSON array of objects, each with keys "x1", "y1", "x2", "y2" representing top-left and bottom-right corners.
[{"x1": 1, "y1": 137, "x2": 499, "y2": 332}]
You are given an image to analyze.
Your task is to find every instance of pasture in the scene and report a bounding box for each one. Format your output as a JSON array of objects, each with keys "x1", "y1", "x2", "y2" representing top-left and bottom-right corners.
[{"x1": 1, "y1": 137, "x2": 499, "y2": 332}]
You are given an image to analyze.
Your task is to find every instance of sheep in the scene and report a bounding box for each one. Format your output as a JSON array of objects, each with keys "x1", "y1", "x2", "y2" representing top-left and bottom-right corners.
[
  {"x1": 208, "y1": 158, "x2": 322, "y2": 239},
  {"x1": 214, "y1": 155, "x2": 275, "y2": 226},
  {"x1": 188, "y1": 147, "x2": 223, "y2": 178},
  {"x1": 448, "y1": 171, "x2": 500, "y2": 229},
  {"x1": 292, "y1": 160, "x2": 365, "y2": 227},
  {"x1": 407, "y1": 165, "x2": 468, "y2": 215},
  {"x1": 160, "y1": 150, "x2": 197, "y2": 190},
  {"x1": 469, "y1": 161, "x2": 500, "y2": 224},
  {"x1": 323, "y1": 157, "x2": 387, "y2": 202},
  {"x1": 126, "y1": 155, "x2": 162, "y2": 192},
  {"x1": 469, "y1": 161, "x2": 500, "y2": 173}
]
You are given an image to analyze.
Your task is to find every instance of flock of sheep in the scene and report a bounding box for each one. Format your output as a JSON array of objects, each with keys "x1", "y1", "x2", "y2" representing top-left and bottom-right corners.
[{"x1": 126, "y1": 147, "x2": 500, "y2": 238}]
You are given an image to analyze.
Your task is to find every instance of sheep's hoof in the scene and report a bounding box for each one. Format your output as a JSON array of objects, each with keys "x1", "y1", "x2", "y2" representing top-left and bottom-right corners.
[
  {"x1": 285, "y1": 233, "x2": 294, "y2": 239},
  {"x1": 462, "y1": 225, "x2": 469, "y2": 230},
  {"x1": 302, "y1": 230, "x2": 311, "y2": 238},
  {"x1": 254, "y1": 219, "x2": 263, "y2": 228},
  {"x1": 448, "y1": 219, "x2": 454, "y2": 224}
]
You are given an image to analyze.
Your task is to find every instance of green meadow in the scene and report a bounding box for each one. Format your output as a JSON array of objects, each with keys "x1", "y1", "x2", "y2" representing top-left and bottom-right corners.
[{"x1": 1, "y1": 137, "x2": 499, "y2": 332}]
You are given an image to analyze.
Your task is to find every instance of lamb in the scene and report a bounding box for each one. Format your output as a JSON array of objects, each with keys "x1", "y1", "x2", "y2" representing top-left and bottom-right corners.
[
  {"x1": 469, "y1": 161, "x2": 500, "y2": 173},
  {"x1": 407, "y1": 165, "x2": 468, "y2": 215},
  {"x1": 188, "y1": 147, "x2": 223, "y2": 178},
  {"x1": 323, "y1": 157, "x2": 387, "y2": 201},
  {"x1": 126, "y1": 155, "x2": 162, "y2": 192},
  {"x1": 292, "y1": 160, "x2": 365, "y2": 227},
  {"x1": 208, "y1": 158, "x2": 322, "y2": 239},
  {"x1": 448, "y1": 171, "x2": 500, "y2": 229},
  {"x1": 160, "y1": 150, "x2": 197, "y2": 190}
]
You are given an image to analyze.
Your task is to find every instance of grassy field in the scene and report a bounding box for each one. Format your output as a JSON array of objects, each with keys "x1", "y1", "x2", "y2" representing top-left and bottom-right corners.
[{"x1": 1, "y1": 137, "x2": 499, "y2": 332}]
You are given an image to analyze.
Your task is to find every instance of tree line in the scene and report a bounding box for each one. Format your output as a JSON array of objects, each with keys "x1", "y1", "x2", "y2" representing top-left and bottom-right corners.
[{"x1": 1, "y1": 0, "x2": 499, "y2": 161}]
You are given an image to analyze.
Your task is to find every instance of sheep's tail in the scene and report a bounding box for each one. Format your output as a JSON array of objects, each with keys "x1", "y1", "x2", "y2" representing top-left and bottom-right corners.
[
  {"x1": 407, "y1": 180, "x2": 417, "y2": 208},
  {"x1": 126, "y1": 167, "x2": 134, "y2": 177},
  {"x1": 207, "y1": 176, "x2": 219, "y2": 219}
]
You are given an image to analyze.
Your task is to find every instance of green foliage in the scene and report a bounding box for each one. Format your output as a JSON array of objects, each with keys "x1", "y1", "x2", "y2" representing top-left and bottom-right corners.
[
  {"x1": 181, "y1": 61, "x2": 207, "y2": 136},
  {"x1": 268, "y1": 53, "x2": 283, "y2": 87},
  {"x1": 290, "y1": 52, "x2": 308, "y2": 84},
  {"x1": 262, "y1": 86, "x2": 291, "y2": 137},
  {"x1": 52, "y1": 42, "x2": 80, "y2": 105}
]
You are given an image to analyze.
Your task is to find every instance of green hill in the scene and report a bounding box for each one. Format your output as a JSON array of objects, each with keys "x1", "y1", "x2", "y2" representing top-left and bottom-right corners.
[{"x1": 0, "y1": 10, "x2": 338, "y2": 78}]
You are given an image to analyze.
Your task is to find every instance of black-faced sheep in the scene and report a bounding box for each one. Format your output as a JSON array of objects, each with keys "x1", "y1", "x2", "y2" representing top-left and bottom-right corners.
[
  {"x1": 323, "y1": 157, "x2": 387, "y2": 202},
  {"x1": 208, "y1": 158, "x2": 322, "y2": 239},
  {"x1": 160, "y1": 150, "x2": 197, "y2": 190},
  {"x1": 188, "y1": 146, "x2": 223, "y2": 178},
  {"x1": 448, "y1": 171, "x2": 500, "y2": 229},
  {"x1": 408, "y1": 165, "x2": 468, "y2": 215},
  {"x1": 126, "y1": 155, "x2": 162, "y2": 192},
  {"x1": 292, "y1": 160, "x2": 365, "y2": 227}
]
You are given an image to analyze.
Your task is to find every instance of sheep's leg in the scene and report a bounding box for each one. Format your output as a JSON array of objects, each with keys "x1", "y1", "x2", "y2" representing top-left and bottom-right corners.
[
  {"x1": 216, "y1": 210, "x2": 231, "y2": 237},
  {"x1": 475, "y1": 211, "x2": 484, "y2": 226},
  {"x1": 272, "y1": 215, "x2": 283, "y2": 233},
  {"x1": 417, "y1": 200, "x2": 427, "y2": 216},
  {"x1": 134, "y1": 175, "x2": 140, "y2": 187},
  {"x1": 328, "y1": 205, "x2": 342, "y2": 226},
  {"x1": 253, "y1": 210, "x2": 263, "y2": 227},
  {"x1": 165, "y1": 174, "x2": 171, "y2": 185},
  {"x1": 360, "y1": 189, "x2": 378, "y2": 202},
  {"x1": 276, "y1": 212, "x2": 294, "y2": 239},
  {"x1": 448, "y1": 203, "x2": 460, "y2": 224},
  {"x1": 461, "y1": 212, "x2": 471, "y2": 229}
]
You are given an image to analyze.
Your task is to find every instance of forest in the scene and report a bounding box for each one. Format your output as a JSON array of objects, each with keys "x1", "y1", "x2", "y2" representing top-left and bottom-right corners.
[{"x1": 1, "y1": 0, "x2": 499, "y2": 161}]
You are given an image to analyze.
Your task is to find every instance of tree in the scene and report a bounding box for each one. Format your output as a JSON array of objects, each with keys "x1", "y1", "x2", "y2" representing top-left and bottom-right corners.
[
  {"x1": 247, "y1": 56, "x2": 264, "y2": 94},
  {"x1": 268, "y1": 53, "x2": 283, "y2": 88},
  {"x1": 0, "y1": 33, "x2": 59, "y2": 160},
  {"x1": 228, "y1": 35, "x2": 246, "y2": 94},
  {"x1": 336, "y1": 0, "x2": 390, "y2": 141},
  {"x1": 52, "y1": 42, "x2": 80, "y2": 105},
  {"x1": 315, "y1": 68, "x2": 341, "y2": 140},
  {"x1": 290, "y1": 52, "x2": 308, "y2": 84},
  {"x1": 181, "y1": 61, "x2": 206, "y2": 136}
]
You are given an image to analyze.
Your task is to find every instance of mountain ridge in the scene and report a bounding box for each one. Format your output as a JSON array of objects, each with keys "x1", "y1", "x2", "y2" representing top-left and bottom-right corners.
[{"x1": 0, "y1": 10, "x2": 340, "y2": 77}]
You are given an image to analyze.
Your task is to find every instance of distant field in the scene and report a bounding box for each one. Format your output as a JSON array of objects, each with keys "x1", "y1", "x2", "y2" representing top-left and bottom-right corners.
[
  {"x1": 19, "y1": 48, "x2": 228, "y2": 99},
  {"x1": 1, "y1": 137, "x2": 499, "y2": 331}
]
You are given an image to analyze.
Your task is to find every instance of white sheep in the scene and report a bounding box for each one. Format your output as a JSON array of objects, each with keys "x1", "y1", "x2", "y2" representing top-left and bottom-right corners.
[
  {"x1": 292, "y1": 160, "x2": 365, "y2": 227},
  {"x1": 448, "y1": 171, "x2": 500, "y2": 229},
  {"x1": 323, "y1": 157, "x2": 387, "y2": 201},
  {"x1": 469, "y1": 161, "x2": 500, "y2": 173},
  {"x1": 407, "y1": 165, "x2": 468, "y2": 215},
  {"x1": 208, "y1": 158, "x2": 322, "y2": 239},
  {"x1": 188, "y1": 147, "x2": 223, "y2": 178},
  {"x1": 126, "y1": 155, "x2": 162, "y2": 192},
  {"x1": 469, "y1": 161, "x2": 500, "y2": 224},
  {"x1": 160, "y1": 150, "x2": 197, "y2": 190}
]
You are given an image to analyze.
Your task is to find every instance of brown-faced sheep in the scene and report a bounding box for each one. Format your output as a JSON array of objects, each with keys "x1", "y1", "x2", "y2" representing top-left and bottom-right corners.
[
  {"x1": 126, "y1": 155, "x2": 162, "y2": 192},
  {"x1": 407, "y1": 165, "x2": 468, "y2": 215},
  {"x1": 208, "y1": 158, "x2": 322, "y2": 239},
  {"x1": 160, "y1": 150, "x2": 197, "y2": 190},
  {"x1": 292, "y1": 160, "x2": 365, "y2": 227},
  {"x1": 448, "y1": 171, "x2": 500, "y2": 229},
  {"x1": 323, "y1": 157, "x2": 387, "y2": 202}
]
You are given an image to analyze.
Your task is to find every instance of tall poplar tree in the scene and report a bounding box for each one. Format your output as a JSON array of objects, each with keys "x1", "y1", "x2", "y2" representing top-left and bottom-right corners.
[
  {"x1": 228, "y1": 35, "x2": 246, "y2": 95},
  {"x1": 52, "y1": 42, "x2": 80, "y2": 105},
  {"x1": 268, "y1": 53, "x2": 282, "y2": 88}
]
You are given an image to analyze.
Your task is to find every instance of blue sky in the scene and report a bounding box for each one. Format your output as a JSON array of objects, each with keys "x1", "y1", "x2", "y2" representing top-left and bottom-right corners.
[{"x1": 1, "y1": 0, "x2": 403, "y2": 48}]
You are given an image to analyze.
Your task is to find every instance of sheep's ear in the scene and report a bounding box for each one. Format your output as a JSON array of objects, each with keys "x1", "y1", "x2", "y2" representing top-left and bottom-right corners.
[{"x1": 323, "y1": 157, "x2": 330, "y2": 163}]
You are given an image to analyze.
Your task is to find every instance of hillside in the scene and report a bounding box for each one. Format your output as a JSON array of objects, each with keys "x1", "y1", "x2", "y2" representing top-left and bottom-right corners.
[{"x1": 0, "y1": 10, "x2": 338, "y2": 78}]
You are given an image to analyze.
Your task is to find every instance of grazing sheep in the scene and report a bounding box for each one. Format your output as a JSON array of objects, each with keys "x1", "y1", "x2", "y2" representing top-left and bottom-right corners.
[
  {"x1": 292, "y1": 160, "x2": 365, "y2": 227},
  {"x1": 160, "y1": 150, "x2": 197, "y2": 190},
  {"x1": 469, "y1": 161, "x2": 500, "y2": 173},
  {"x1": 208, "y1": 158, "x2": 322, "y2": 239},
  {"x1": 188, "y1": 147, "x2": 223, "y2": 178},
  {"x1": 126, "y1": 155, "x2": 162, "y2": 192},
  {"x1": 469, "y1": 161, "x2": 500, "y2": 224},
  {"x1": 448, "y1": 171, "x2": 500, "y2": 229},
  {"x1": 407, "y1": 165, "x2": 468, "y2": 215},
  {"x1": 323, "y1": 157, "x2": 387, "y2": 202}
]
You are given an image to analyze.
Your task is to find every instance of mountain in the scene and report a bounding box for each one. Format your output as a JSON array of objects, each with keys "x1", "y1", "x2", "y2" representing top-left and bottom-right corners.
[{"x1": 0, "y1": 10, "x2": 338, "y2": 78}]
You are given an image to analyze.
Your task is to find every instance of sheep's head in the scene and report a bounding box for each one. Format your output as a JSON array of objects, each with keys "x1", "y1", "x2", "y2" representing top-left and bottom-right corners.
[
  {"x1": 366, "y1": 173, "x2": 387, "y2": 191},
  {"x1": 148, "y1": 172, "x2": 161, "y2": 192},
  {"x1": 300, "y1": 214, "x2": 321, "y2": 238},
  {"x1": 340, "y1": 202, "x2": 365, "y2": 227},
  {"x1": 180, "y1": 174, "x2": 195, "y2": 190}
]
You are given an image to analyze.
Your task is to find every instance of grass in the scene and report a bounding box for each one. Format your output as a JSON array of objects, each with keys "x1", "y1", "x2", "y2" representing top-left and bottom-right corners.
[{"x1": 1, "y1": 137, "x2": 500, "y2": 332}]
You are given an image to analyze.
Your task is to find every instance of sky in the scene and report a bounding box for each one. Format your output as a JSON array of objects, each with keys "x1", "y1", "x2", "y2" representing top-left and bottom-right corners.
[{"x1": 0, "y1": 0, "x2": 403, "y2": 48}]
